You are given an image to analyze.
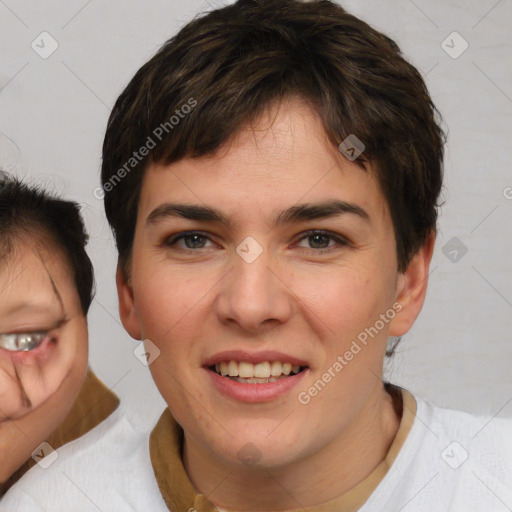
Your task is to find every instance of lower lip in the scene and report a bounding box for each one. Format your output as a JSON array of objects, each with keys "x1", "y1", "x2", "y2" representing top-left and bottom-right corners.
[
  {"x1": 0, "y1": 336, "x2": 56, "y2": 364},
  {"x1": 205, "y1": 367, "x2": 309, "y2": 403}
]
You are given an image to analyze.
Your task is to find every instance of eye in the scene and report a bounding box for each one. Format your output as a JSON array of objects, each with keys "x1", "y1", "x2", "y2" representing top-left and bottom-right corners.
[
  {"x1": 163, "y1": 231, "x2": 216, "y2": 251},
  {"x1": 0, "y1": 331, "x2": 50, "y2": 352},
  {"x1": 162, "y1": 230, "x2": 350, "y2": 255},
  {"x1": 295, "y1": 230, "x2": 349, "y2": 253}
]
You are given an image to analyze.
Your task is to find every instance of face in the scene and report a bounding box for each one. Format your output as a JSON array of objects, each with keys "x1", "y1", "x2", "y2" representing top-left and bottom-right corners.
[
  {"x1": 119, "y1": 98, "x2": 431, "y2": 470},
  {"x1": 0, "y1": 238, "x2": 88, "y2": 422}
]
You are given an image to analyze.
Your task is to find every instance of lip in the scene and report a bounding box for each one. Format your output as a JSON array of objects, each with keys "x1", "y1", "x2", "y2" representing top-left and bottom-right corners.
[
  {"x1": 203, "y1": 350, "x2": 309, "y2": 367},
  {"x1": 204, "y1": 365, "x2": 309, "y2": 403},
  {"x1": 0, "y1": 335, "x2": 56, "y2": 364}
]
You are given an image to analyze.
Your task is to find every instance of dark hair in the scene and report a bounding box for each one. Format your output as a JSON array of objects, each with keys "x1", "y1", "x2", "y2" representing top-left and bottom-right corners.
[
  {"x1": 101, "y1": 0, "x2": 445, "y2": 275},
  {"x1": 0, "y1": 171, "x2": 95, "y2": 315}
]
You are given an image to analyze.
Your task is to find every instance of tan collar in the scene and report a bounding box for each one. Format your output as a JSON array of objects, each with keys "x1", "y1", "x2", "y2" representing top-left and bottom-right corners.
[{"x1": 150, "y1": 386, "x2": 416, "y2": 512}]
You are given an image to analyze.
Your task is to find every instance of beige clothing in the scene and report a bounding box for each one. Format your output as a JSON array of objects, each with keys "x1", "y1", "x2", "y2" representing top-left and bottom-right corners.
[{"x1": 149, "y1": 385, "x2": 416, "y2": 512}]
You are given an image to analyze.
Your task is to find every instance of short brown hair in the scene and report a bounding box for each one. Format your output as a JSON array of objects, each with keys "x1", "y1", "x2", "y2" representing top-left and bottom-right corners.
[{"x1": 101, "y1": 0, "x2": 445, "y2": 275}]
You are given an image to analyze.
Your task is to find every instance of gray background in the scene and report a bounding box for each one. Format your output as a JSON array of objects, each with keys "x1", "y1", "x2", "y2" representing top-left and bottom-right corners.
[{"x1": 1, "y1": 0, "x2": 511, "y2": 429}]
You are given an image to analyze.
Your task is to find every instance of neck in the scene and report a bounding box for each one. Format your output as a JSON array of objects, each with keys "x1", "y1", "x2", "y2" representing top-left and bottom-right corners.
[{"x1": 183, "y1": 383, "x2": 401, "y2": 511}]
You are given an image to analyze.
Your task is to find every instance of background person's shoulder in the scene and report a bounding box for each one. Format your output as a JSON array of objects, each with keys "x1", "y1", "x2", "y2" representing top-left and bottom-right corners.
[{"x1": 0, "y1": 404, "x2": 162, "y2": 512}]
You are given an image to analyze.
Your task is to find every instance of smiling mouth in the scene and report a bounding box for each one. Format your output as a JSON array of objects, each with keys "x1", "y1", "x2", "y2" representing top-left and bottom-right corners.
[{"x1": 208, "y1": 360, "x2": 307, "y2": 384}]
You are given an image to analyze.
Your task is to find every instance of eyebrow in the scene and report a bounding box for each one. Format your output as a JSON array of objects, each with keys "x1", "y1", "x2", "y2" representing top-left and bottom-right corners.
[{"x1": 146, "y1": 199, "x2": 371, "y2": 228}]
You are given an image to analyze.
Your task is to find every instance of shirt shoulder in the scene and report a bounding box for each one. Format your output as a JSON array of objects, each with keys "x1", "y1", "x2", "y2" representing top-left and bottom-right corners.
[
  {"x1": 425, "y1": 397, "x2": 512, "y2": 470},
  {"x1": 362, "y1": 392, "x2": 512, "y2": 512}
]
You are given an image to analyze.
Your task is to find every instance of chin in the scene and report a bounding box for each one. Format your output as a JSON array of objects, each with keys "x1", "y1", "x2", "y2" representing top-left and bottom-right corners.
[{"x1": 209, "y1": 426, "x2": 305, "y2": 469}]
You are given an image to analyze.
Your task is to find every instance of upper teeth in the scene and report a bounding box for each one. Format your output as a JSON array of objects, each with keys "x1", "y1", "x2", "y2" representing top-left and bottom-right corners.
[{"x1": 214, "y1": 361, "x2": 301, "y2": 378}]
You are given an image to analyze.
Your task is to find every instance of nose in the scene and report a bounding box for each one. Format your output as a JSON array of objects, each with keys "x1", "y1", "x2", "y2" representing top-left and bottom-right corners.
[{"x1": 215, "y1": 248, "x2": 293, "y2": 334}]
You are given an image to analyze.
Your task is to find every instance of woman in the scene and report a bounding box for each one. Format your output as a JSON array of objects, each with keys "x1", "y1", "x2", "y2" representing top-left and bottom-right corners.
[{"x1": 0, "y1": 171, "x2": 118, "y2": 495}]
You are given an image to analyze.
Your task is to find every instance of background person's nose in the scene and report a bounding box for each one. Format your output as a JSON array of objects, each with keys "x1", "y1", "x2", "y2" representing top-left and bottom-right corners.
[{"x1": 215, "y1": 247, "x2": 293, "y2": 334}]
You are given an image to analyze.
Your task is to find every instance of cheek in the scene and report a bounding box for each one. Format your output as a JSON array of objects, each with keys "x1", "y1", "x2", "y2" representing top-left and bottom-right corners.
[
  {"x1": 47, "y1": 320, "x2": 89, "y2": 399},
  {"x1": 134, "y1": 272, "x2": 212, "y2": 419},
  {"x1": 134, "y1": 270, "x2": 208, "y2": 345},
  {"x1": 295, "y1": 263, "x2": 391, "y2": 338},
  {"x1": 41, "y1": 318, "x2": 88, "y2": 384}
]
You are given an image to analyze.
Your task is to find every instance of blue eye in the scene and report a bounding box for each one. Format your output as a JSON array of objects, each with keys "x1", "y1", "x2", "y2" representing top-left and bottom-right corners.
[
  {"x1": 0, "y1": 331, "x2": 49, "y2": 352},
  {"x1": 164, "y1": 232, "x2": 213, "y2": 250},
  {"x1": 296, "y1": 230, "x2": 349, "y2": 253}
]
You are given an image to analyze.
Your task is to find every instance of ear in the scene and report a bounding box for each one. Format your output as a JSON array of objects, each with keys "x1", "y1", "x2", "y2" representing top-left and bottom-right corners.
[
  {"x1": 116, "y1": 263, "x2": 142, "y2": 340},
  {"x1": 389, "y1": 231, "x2": 436, "y2": 337}
]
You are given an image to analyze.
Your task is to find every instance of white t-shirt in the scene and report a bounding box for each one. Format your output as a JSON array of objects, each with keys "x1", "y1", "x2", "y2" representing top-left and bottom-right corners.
[{"x1": 1, "y1": 393, "x2": 511, "y2": 512}]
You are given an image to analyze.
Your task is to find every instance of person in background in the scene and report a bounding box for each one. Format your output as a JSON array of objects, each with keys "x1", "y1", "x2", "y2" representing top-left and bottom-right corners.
[{"x1": 0, "y1": 171, "x2": 119, "y2": 496}]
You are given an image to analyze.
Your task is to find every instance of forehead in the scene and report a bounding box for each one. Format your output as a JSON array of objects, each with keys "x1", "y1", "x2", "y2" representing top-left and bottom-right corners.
[
  {"x1": 0, "y1": 240, "x2": 77, "y2": 327},
  {"x1": 139, "y1": 98, "x2": 390, "y2": 226}
]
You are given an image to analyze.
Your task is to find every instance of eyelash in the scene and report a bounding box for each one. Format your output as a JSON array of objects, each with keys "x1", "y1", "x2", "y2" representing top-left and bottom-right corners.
[{"x1": 163, "y1": 230, "x2": 350, "y2": 255}]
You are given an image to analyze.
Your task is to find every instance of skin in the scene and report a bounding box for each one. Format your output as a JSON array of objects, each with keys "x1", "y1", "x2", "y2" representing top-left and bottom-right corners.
[
  {"x1": 0, "y1": 238, "x2": 88, "y2": 482},
  {"x1": 118, "y1": 97, "x2": 435, "y2": 510}
]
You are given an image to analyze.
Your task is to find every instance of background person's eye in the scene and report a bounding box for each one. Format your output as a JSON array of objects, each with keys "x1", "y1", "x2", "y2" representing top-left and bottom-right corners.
[
  {"x1": 0, "y1": 331, "x2": 49, "y2": 352},
  {"x1": 295, "y1": 230, "x2": 350, "y2": 253}
]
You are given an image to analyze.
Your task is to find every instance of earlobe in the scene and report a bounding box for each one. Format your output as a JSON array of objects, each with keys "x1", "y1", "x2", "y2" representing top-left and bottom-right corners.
[
  {"x1": 389, "y1": 231, "x2": 436, "y2": 337},
  {"x1": 116, "y1": 263, "x2": 142, "y2": 340}
]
